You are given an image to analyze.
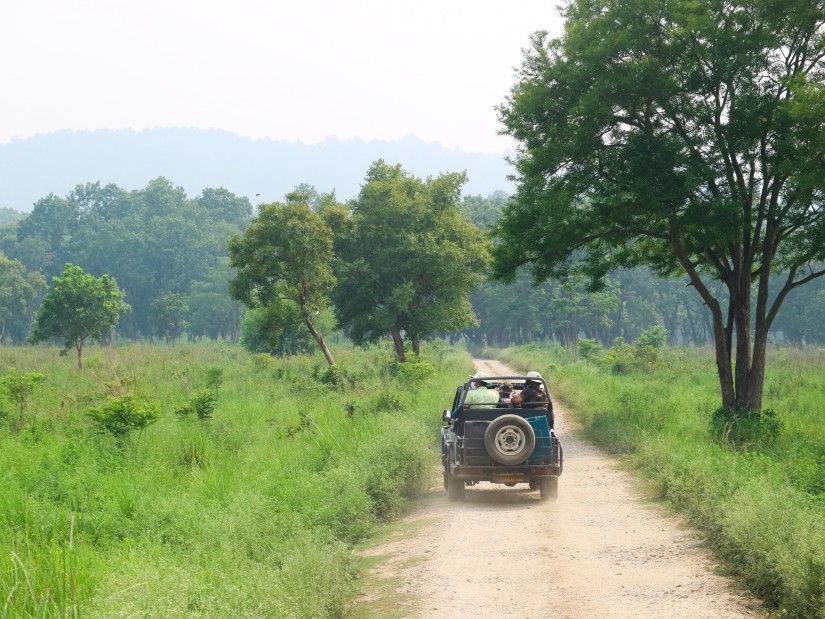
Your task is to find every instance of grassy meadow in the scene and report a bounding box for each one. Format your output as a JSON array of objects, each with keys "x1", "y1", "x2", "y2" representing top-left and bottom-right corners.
[
  {"x1": 497, "y1": 343, "x2": 825, "y2": 618},
  {"x1": 0, "y1": 342, "x2": 470, "y2": 618}
]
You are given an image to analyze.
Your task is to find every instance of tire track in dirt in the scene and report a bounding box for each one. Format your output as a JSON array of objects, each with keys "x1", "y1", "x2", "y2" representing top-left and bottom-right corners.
[{"x1": 355, "y1": 359, "x2": 763, "y2": 618}]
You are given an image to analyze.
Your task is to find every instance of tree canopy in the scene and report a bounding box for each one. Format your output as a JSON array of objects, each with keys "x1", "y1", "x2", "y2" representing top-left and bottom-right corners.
[
  {"x1": 228, "y1": 196, "x2": 337, "y2": 366},
  {"x1": 330, "y1": 161, "x2": 490, "y2": 361},
  {"x1": 1, "y1": 179, "x2": 251, "y2": 342},
  {"x1": 0, "y1": 253, "x2": 44, "y2": 344},
  {"x1": 494, "y1": 0, "x2": 825, "y2": 409},
  {"x1": 28, "y1": 264, "x2": 130, "y2": 368}
]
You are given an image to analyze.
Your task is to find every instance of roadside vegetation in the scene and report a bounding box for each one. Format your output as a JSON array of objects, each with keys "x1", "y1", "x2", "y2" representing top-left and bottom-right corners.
[
  {"x1": 498, "y1": 342, "x2": 825, "y2": 618},
  {"x1": 0, "y1": 342, "x2": 467, "y2": 618}
]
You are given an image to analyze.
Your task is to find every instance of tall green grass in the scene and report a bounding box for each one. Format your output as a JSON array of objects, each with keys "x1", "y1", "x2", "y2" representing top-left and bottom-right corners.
[
  {"x1": 498, "y1": 343, "x2": 825, "y2": 617},
  {"x1": 0, "y1": 342, "x2": 470, "y2": 618}
]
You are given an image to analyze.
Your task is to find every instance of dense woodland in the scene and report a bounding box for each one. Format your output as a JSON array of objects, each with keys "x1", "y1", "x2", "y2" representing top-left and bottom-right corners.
[{"x1": 2, "y1": 172, "x2": 825, "y2": 354}]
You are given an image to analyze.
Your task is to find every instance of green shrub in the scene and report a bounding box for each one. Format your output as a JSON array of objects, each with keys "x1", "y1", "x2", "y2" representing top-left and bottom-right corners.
[
  {"x1": 577, "y1": 338, "x2": 602, "y2": 360},
  {"x1": 369, "y1": 389, "x2": 407, "y2": 413},
  {"x1": 635, "y1": 326, "x2": 669, "y2": 349},
  {"x1": 86, "y1": 394, "x2": 159, "y2": 439},
  {"x1": 710, "y1": 404, "x2": 783, "y2": 451},
  {"x1": 175, "y1": 389, "x2": 218, "y2": 421},
  {"x1": 205, "y1": 366, "x2": 224, "y2": 392},
  {"x1": 392, "y1": 359, "x2": 436, "y2": 383},
  {"x1": 0, "y1": 369, "x2": 45, "y2": 430},
  {"x1": 314, "y1": 364, "x2": 352, "y2": 388},
  {"x1": 598, "y1": 337, "x2": 636, "y2": 374}
]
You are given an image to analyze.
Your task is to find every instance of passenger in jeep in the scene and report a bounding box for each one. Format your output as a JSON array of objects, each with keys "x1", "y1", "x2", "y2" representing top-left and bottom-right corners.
[
  {"x1": 464, "y1": 378, "x2": 499, "y2": 405},
  {"x1": 512, "y1": 371, "x2": 554, "y2": 430},
  {"x1": 497, "y1": 382, "x2": 513, "y2": 405}
]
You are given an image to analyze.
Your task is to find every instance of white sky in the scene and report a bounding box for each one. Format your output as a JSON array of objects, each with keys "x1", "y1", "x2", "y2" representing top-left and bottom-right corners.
[{"x1": 0, "y1": 1, "x2": 565, "y2": 154}]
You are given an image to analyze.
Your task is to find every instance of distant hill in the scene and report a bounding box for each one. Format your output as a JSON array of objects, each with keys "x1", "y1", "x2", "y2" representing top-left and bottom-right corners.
[{"x1": 0, "y1": 128, "x2": 514, "y2": 212}]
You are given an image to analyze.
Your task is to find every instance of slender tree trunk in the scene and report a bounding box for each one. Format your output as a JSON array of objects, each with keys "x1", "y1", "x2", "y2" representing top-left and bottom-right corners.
[
  {"x1": 732, "y1": 275, "x2": 753, "y2": 409},
  {"x1": 709, "y1": 307, "x2": 736, "y2": 408},
  {"x1": 76, "y1": 340, "x2": 83, "y2": 370},
  {"x1": 668, "y1": 216, "x2": 736, "y2": 408},
  {"x1": 412, "y1": 334, "x2": 421, "y2": 356},
  {"x1": 305, "y1": 317, "x2": 335, "y2": 366},
  {"x1": 391, "y1": 325, "x2": 406, "y2": 362},
  {"x1": 747, "y1": 332, "x2": 768, "y2": 410}
]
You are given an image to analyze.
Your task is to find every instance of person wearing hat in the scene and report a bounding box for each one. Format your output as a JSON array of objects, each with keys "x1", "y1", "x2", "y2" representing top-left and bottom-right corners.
[
  {"x1": 512, "y1": 371, "x2": 546, "y2": 404},
  {"x1": 512, "y1": 371, "x2": 554, "y2": 429},
  {"x1": 464, "y1": 377, "x2": 499, "y2": 405}
]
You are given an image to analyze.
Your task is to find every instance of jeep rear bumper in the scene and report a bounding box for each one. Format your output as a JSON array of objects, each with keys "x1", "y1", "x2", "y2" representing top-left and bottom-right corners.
[{"x1": 448, "y1": 463, "x2": 561, "y2": 483}]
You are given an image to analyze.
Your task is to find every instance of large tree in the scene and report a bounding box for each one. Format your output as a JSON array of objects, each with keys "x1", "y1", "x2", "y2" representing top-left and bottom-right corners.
[
  {"x1": 150, "y1": 293, "x2": 189, "y2": 345},
  {"x1": 9, "y1": 179, "x2": 250, "y2": 341},
  {"x1": 494, "y1": 0, "x2": 825, "y2": 410},
  {"x1": 28, "y1": 264, "x2": 130, "y2": 368},
  {"x1": 331, "y1": 161, "x2": 489, "y2": 362},
  {"x1": 0, "y1": 253, "x2": 44, "y2": 344},
  {"x1": 228, "y1": 195, "x2": 337, "y2": 366}
]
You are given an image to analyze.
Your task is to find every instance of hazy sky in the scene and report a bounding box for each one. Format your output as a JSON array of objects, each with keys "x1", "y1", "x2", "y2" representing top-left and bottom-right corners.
[{"x1": 0, "y1": 1, "x2": 565, "y2": 153}]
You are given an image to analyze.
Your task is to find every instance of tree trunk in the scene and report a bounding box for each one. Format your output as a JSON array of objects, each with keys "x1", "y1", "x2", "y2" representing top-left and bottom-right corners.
[
  {"x1": 76, "y1": 340, "x2": 83, "y2": 370},
  {"x1": 668, "y1": 217, "x2": 736, "y2": 408},
  {"x1": 391, "y1": 325, "x2": 406, "y2": 362},
  {"x1": 305, "y1": 317, "x2": 335, "y2": 366},
  {"x1": 411, "y1": 334, "x2": 421, "y2": 356}
]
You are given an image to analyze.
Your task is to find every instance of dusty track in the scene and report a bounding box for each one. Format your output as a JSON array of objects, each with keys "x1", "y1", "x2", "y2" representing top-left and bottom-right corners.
[{"x1": 356, "y1": 359, "x2": 764, "y2": 618}]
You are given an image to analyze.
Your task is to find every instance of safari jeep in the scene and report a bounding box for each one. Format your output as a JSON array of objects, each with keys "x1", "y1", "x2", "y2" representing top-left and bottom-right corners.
[{"x1": 441, "y1": 374, "x2": 563, "y2": 501}]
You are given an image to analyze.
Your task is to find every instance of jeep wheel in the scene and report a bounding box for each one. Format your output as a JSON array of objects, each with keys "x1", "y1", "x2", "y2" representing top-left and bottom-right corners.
[
  {"x1": 483, "y1": 414, "x2": 536, "y2": 466},
  {"x1": 446, "y1": 469, "x2": 465, "y2": 502},
  {"x1": 539, "y1": 476, "x2": 559, "y2": 501}
]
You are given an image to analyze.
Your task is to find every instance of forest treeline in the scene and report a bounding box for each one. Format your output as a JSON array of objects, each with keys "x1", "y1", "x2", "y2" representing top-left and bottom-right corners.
[{"x1": 1, "y1": 168, "x2": 824, "y2": 354}]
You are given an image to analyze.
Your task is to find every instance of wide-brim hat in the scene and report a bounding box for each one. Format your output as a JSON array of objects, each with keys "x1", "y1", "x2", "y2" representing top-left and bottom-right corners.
[{"x1": 525, "y1": 371, "x2": 543, "y2": 384}]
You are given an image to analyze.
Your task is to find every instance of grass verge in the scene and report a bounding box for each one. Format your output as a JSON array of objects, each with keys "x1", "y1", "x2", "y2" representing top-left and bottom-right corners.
[
  {"x1": 498, "y1": 343, "x2": 825, "y2": 618},
  {"x1": 0, "y1": 341, "x2": 471, "y2": 618}
]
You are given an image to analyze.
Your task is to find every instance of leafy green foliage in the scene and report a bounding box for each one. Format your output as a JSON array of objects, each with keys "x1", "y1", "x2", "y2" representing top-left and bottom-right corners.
[
  {"x1": 361, "y1": 417, "x2": 432, "y2": 519},
  {"x1": 586, "y1": 329, "x2": 669, "y2": 374},
  {"x1": 186, "y1": 258, "x2": 244, "y2": 342},
  {"x1": 3, "y1": 179, "x2": 251, "y2": 342},
  {"x1": 391, "y1": 359, "x2": 435, "y2": 384},
  {"x1": 0, "y1": 342, "x2": 471, "y2": 617},
  {"x1": 174, "y1": 389, "x2": 217, "y2": 421},
  {"x1": 150, "y1": 292, "x2": 190, "y2": 345},
  {"x1": 204, "y1": 367, "x2": 224, "y2": 392},
  {"x1": 229, "y1": 198, "x2": 337, "y2": 366},
  {"x1": 330, "y1": 160, "x2": 490, "y2": 361},
  {"x1": 710, "y1": 405, "x2": 783, "y2": 451},
  {"x1": 635, "y1": 326, "x2": 669, "y2": 350},
  {"x1": 0, "y1": 253, "x2": 44, "y2": 344},
  {"x1": 0, "y1": 369, "x2": 44, "y2": 431},
  {"x1": 495, "y1": 0, "x2": 825, "y2": 410},
  {"x1": 313, "y1": 365, "x2": 352, "y2": 388},
  {"x1": 0, "y1": 207, "x2": 24, "y2": 227},
  {"x1": 86, "y1": 394, "x2": 159, "y2": 439},
  {"x1": 576, "y1": 338, "x2": 602, "y2": 360},
  {"x1": 594, "y1": 337, "x2": 634, "y2": 375},
  {"x1": 28, "y1": 264, "x2": 130, "y2": 368}
]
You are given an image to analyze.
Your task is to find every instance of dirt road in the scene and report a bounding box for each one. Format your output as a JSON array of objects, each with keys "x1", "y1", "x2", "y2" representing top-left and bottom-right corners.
[{"x1": 356, "y1": 359, "x2": 763, "y2": 618}]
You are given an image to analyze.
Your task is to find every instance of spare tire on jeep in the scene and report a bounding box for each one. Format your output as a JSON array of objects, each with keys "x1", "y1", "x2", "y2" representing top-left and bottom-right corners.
[{"x1": 483, "y1": 414, "x2": 536, "y2": 465}]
